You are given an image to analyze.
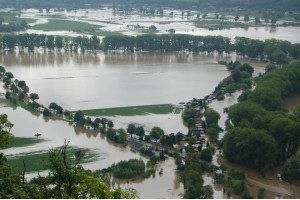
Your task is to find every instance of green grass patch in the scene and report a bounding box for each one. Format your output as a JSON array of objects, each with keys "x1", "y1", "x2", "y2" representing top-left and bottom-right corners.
[
  {"x1": 8, "y1": 137, "x2": 45, "y2": 148},
  {"x1": 80, "y1": 104, "x2": 177, "y2": 116},
  {"x1": 32, "y1": 19, "x2": 103, "y2": 31},
  {"x1": 0, "y1": 13, "x2": 36, "y2": 23},
  {"x1": 138, "y1": 29, "x2": 159, "y2": 34},
  {"x1": 82, "y1": 30, "x2": 123, "y2": 37},
  {"x1": 7, "y1": 146, "x2": 98, "y2": 173},
  {"x1": 193, "y1": 19, "x2": 248, "y2": 29}
]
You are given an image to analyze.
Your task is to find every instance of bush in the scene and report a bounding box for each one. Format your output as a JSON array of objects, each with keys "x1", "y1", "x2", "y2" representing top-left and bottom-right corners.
[
  {"x1": 228, "y1": 169, "x2": 245, "y2": 180},
  {"x1": 111, "y1": 159, "x2": 146, "y2": 179},
  {"x1": 213, "y1": 173, "x2": 225, "y2": 184},
  {"x1": 200, "y1": 148, "x2": 212, "y2": 162},
  {"x1": 43, "y1": 108, "x2": 51, "y2": 116},
  {"x1": 217, "y1": 94, "x2": 225, "y2": 100}
]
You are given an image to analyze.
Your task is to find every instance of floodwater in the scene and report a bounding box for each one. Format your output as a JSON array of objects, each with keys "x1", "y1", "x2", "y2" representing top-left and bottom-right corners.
[
  {"x1": 283, "y1": 93, "x2": 300, "y2": 113},
  {"x1": 0, "y1": 52, "x2": 231, "y2": 111},
  {"x1": 0, "y1": 103, "x2": 184, "y2": 199},
  {"x1": 19, "y1": 8, "x2": 300, "y2": 43},
  {"x1": 0, "y1": 52, "x2": 281, "y2": 198}
]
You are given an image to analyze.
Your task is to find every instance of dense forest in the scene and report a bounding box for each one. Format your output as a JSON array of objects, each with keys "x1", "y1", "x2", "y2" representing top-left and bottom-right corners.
[
  {"x1": 0, "y1": 0, "x2": 299, "y2": 11},
  {"x1": 223, "y1": 61, "x2": 300, "y2": 176}
]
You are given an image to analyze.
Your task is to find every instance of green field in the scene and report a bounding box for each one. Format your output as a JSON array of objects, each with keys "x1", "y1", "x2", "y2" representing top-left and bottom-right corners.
[
  {"x1": 32, "y1": 19, "x2": 103, "y2": 31},
  {"x1": 138, "y1": 29, "x2": 159, "y2": 34},
  {"x1": 7, "y1": 147, "x2": 99, "y2": 173},
  {"x1": 8, "y1": 137, "x2": 45, "y2": 148},
  {"x1": 80, "y1": 104, "x2": 180, "y2": 116},
  {"x1": 81, "y1": 30, "x2": 123, "y2": 36},
  {"x1": 0, "y1": 13, "x2": 36, "y2": 24}
]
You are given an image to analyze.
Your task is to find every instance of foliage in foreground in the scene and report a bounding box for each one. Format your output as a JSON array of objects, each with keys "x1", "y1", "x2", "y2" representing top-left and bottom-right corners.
[{"x1": 0, "y1": 114, "x2": 139, "y2": 199}]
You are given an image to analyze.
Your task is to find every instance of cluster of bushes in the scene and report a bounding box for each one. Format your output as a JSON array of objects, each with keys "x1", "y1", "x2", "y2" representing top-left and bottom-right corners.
[
  {"x1": 104, "y1": 159, "x2": 155, "y2": 179},
  {"x1": 0, "y1": 18, "x2": 29, "y2": 32},
  {"x1": 126, "y1": 123, "x2": 144, "y2": 139},
  {"x1": 216, "y1": 61, "x2": 254, "y2": 99},
  {"x1": 222, "y1": 62, "x2": 300, "y2": 173},
  {"x1": 160, "y1": 132, "x2": 184, "y2": 147},
  {"x1": 106, "y1": 128, "x2": 127, "y2": 144}
]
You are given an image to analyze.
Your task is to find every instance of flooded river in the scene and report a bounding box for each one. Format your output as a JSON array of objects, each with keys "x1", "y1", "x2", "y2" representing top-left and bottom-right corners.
[
  {"x1": 19, "y1": 8, "x2": 300, "y2": 43},
  {"x1": 0, "y1": 104, "x2": 184, "y2": 199},
  {"x1": 0, "y1": 52, "x2": 284, "y2": 198}
]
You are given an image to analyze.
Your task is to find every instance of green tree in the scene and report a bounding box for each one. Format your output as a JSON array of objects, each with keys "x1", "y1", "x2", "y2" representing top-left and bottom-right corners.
[
  {"x1": 150, "y1": 126, "x2": 164, "y2": 142},
  {"x1": 126, "y1": 123, "x2": 136, "y2": 137},
  {"x1": 223, "y1": 127, "x2": 277, "y2": 170},
  {"x1": 187, "y1": 118, "x2": 195, "y2": 128},
  {"x1": 226, "y1": 84, "x2": 236, "y2": 95},
  {"x1": 255, "y1": 17, "x2": 261, "y2": 24},
  {"x1": 207, "y1": 127, "x2": 219, "y2": 142},
  {"x1": 271, "y1": 49, "x2": 288, "y2": 65},
  {"x1": 204, "y1": 108, "x2": 220, "y2": 126},
  {"x1": 74, "y1": 111, "x2": 84, "y2": 122},
  {"x1": 234, "y1": 15, "x2": 239, "y2": 21},
  {"x1": 135, "y1": 126, "x2": 144, "y2": 137},
  {"x1": 282, "y1": 152, "x2": 300, "y2": 183},
  {"x1": 5, "y1": 72, "x2": 14, "y2": 79},
  {"x1": 43, "y1": 108, "x2": 51, "y2": 116},
  {"x1": 29, "y1": 93, "x2": 39, "y2": 101},
  {"x1": 257, "y1": 187, "x2": 265, "y2": 199},
  {"x1": 107, "y1": 120, "x2": 114, "y2": 128},
  {"x1": 200, "y1": 148, "x2": 212, "y2": 162},
  {"x1": 244, "y1": 14, "x2": 249, "y2": 22},
  {"x1": 35, "y1": 140, "x2": 139, "y2": 198}
]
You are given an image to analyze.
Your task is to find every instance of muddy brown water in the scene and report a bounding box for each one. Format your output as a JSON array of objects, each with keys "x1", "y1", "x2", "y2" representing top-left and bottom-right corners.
[
  {"x1": 283, "y1": 93, "x2": 300, "y2": 113},
  {"x1": 0, "y1": 103, "x2": 184, "y2": 198},
  {"x1": 20, "y1": 8, "x2": 300, "y2": 43},
  {"x1": 0, "y1": 52, "x2": 287, "y2": 198}
]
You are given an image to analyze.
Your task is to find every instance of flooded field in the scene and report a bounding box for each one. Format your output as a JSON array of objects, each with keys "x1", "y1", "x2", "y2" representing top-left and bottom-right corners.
[
  {"x1": 1, "y1": 47, "x2": 297, "y2": 198},
  {"x1": 283, "y1": 93, "x2": 300, "y2": 113},
  {"x1": 19, "y1": 8, "x2": 300, "y2": 43},
  {"x1": 0, "y1": 103, "x2": 184, "y2": 198}
]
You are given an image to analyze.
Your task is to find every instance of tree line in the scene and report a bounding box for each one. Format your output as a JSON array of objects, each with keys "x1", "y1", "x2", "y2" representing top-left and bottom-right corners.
[
  {"x1": 0, "y1": 0, "x2": 299, "y2": 11},
  {"x1": 222, "y1": 61, "x2": 300, "y2": 176},
  {"x1": 0, "y1": 33, "x2": 100, "y2": 52},
  {"x1": 1, "y1": 33, "x2": 299, "y2": 64}
]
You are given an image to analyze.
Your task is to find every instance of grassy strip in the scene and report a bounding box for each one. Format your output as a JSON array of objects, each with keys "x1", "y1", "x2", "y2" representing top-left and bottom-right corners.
[
  {"x1": 8, "y1": 137, "x2": 45, "y2": 148},
  {"x1": 0, "y1": 13, "x2": 36, "y2": 24},
  {"x1": 32, "y1": 19, "x2": 103, "y2": 31},
  {"x1": 7, "y1": 146, "x2": 98, "y2": 173},
  {"x1": 193, "y1": 19, "x2": 248, "y2": 29},
  {"x1": 80, "y1": 30, "x2": 123, "y2": 37},
  {"x1": 138, "y1": 29, "x2": 159, "y2": 34},
  {"x1": 80, "y1": 104, "x2": 177, "y2": 116},
  {"x1": 17, "y1": 99, "x2": 40, "y2": 113}
]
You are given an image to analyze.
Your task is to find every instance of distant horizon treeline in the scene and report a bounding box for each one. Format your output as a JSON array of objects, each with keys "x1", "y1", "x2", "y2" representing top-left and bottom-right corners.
[
  {"x1": 0, "y1": 0, "x2": 299, "y2": 11},
  {"x1": 0, "y1": 33, "x2": 299, "y2": 64}
]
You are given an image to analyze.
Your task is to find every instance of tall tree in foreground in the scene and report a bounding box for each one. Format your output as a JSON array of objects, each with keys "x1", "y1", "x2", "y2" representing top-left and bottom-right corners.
[{"x1": 0, "y1": 114, "x2": 138, "y2": 199}]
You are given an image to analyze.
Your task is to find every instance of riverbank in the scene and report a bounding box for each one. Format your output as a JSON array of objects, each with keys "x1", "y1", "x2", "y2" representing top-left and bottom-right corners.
[{"x1": 80, "y1": 104, "x2": 182, "y2": 116}]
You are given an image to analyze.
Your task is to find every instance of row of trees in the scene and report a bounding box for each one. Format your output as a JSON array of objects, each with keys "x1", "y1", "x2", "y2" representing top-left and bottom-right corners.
[
  {"x1": 223, "y1": 61, "x2": 300, "y2": 173},
  {"x1": 104, "y1": 34, "x2": 299, "y2": 64},
  {"x1": 0, "y1": 34, "x2": 100, "y2": 52},
  {"x1": 0, "y1": 0, "x2": 299, "y2": 11},
  {"x1": 0, "y1": 33, "x2": 299, "y2": 64}
]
